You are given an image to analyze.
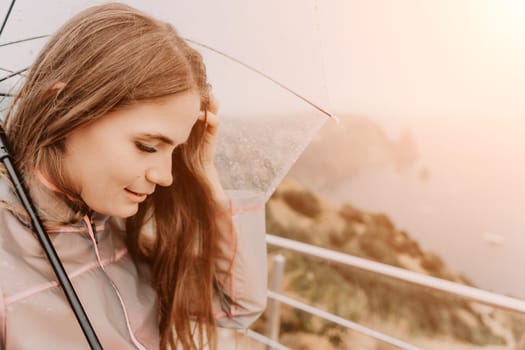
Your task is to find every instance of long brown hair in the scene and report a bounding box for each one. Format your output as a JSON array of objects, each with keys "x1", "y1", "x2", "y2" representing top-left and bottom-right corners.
[{"x1": 3, "y1": 3, "x2": 231, "y2": 349}]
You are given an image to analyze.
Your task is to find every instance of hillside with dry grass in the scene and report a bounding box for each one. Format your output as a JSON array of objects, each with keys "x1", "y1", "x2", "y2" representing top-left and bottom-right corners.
[{"x1": 252, "y1": 178, "x2": 525, "y2": 349}]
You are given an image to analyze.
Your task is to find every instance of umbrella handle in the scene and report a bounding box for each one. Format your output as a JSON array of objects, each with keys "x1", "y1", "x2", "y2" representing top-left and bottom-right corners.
[{"x1": 0, "y1": 126, "x2": 103, "y2": 350}]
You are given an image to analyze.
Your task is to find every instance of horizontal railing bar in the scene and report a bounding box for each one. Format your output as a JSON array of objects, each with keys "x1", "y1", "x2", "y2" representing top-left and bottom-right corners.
[
  {"x1": 266, "y1": 234, "x2": 525, "y2": 314},
  {"x1": 267, "y1": 290, "x2": 421, "y2": 350},
  {"x1": 240, "y1": 329, "x2": 291, "y2": 350}
]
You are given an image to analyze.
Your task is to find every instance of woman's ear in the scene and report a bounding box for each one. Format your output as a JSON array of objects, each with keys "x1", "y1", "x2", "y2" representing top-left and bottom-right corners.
[{"x1": 43, "y1": 81, "x2": 66, "y2": 99}]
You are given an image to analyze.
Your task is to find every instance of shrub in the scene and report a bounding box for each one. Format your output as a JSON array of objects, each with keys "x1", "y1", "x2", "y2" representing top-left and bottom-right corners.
[{"x1": 281, "y1": 188, "x2": 322, "y2": 218}]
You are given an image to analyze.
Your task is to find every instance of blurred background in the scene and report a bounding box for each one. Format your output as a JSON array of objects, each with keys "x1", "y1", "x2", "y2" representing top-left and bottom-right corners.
[
  {"x1": 302, "y1": 0, "x2": 525, "y2": 299},
  {"x1": 259, "y1": 1, "x2": 525, "y2": 348}
]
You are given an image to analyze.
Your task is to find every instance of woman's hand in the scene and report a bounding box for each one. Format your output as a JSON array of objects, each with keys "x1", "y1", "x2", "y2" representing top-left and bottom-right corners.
[
  {"x1": 197, "y1": 94, "x2": 220, "y2": 167},
  {"x1": 197, "y1": 95, "x2": 227, "y2": 202}
]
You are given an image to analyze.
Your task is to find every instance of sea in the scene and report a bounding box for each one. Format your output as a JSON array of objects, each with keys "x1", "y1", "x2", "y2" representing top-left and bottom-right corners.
[{"x1": 321, "y1": 116, "x2": 525, "y2": 299}]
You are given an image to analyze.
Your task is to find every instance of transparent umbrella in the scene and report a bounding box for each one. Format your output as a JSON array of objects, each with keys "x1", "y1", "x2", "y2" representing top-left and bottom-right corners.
[
  {"x1": 0, "y1": 0, "x2": 336, "y2": 347},
  {"x1": 0, "y1": 0, "x2": 336, "y2": 202}
]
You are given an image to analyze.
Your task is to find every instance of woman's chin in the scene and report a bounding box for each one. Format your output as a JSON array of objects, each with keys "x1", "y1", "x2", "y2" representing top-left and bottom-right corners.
[
  {"x1": 116, "y1": 205, "x2": 140, "y2": 218},
  {"x1": 94, "y1": 203, "x2": 139, "y2": 218}
]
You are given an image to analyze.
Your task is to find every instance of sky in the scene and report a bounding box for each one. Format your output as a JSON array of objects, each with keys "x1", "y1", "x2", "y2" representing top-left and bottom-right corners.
[
  {"x1": 171, "y1": 0, "x2": 525, "y2": 134},
  {"x1": 317, "y1": 1, "x2": 525, "y2": 127}
]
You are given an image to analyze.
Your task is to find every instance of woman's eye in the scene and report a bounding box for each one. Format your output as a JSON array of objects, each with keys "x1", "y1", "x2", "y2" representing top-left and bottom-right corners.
[{"x1": 135, "y1": 142, "x2": 157, "y2": 153}]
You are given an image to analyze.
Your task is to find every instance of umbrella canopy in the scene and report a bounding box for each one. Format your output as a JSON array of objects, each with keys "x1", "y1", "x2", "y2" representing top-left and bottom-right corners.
[{"x1": 0, "y1": 0, "x2": 335, "y2": 201}]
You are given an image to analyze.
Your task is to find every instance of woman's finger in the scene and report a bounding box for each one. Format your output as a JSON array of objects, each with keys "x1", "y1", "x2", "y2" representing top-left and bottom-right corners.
[
  {"x1": 198, "y1": 111, "x2": 219, "y2": 126},
  {"x1": 209, "y1": 93, "x2": 219, "y2": 115},
  {"x1": 197, "y1": 111, "x2": 219, "y2": 138},
  {"x1": 204, "y1": 111, "x2": 219, "y2": 128}
]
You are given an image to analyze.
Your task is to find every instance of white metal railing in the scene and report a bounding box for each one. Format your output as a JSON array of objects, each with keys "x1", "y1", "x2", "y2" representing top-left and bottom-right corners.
[
  {"x1": 266, "y1": 234, "x2": 525, "y2": 313},
  {"x1": 255, "y1": 233, "x2": 525, "y2": 349},
  {"x1": 266, "y1": 290, "x2": 421, "y2": 350},
  {"x1": 240, "y1": 329, "x2": 291, "y2": 350}
]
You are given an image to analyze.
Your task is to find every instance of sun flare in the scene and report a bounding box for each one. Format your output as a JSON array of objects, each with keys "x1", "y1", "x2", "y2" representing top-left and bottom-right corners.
[{"x1": 474, "y1": 0, "x2": 525, "y2": 48}]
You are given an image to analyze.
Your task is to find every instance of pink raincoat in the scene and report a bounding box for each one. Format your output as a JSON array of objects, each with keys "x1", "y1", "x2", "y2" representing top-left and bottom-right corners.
[{"x1": 0, "y1": 174, "x2": 267, "y2": 349}]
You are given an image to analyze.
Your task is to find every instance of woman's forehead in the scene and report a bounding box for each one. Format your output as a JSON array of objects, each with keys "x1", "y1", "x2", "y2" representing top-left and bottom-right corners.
[{"x1": 73, "y1": 91, "x2": 201, "y2": 143}]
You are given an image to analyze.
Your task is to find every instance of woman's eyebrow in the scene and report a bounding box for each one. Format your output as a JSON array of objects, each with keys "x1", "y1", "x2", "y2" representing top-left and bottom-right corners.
[{"x1": 141, "y1": 133, "x2": 175, "y2": 145}]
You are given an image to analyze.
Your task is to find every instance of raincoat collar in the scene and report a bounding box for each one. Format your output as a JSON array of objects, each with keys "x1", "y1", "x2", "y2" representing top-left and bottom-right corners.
[{"x1": 0, "y1": 170, "x2": 109, "y2": 233}]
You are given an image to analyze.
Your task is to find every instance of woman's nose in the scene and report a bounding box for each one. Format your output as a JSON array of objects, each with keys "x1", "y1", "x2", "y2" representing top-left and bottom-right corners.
[{"x1": 146, "y1": 161, "x2": 173, "y2": 187}]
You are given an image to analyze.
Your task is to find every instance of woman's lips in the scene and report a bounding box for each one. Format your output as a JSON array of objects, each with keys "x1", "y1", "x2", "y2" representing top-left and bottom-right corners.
[{"x1": 124, "y1": 188, "x2": 148, "y2": 202}]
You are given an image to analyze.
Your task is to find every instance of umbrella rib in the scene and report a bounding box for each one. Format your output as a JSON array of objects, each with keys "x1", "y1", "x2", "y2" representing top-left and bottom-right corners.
[
  {"x1": 0, "y1": 67, "x2": 29, "y2": 83},
  {"x1": 0, "y1": 0, "x2": 16, "y2": 38},
  {"x1": 185, "y1": 37, "x2": 336, "y2": 120},
  {"x1": 0, "y1": 69, "x2": 22, "y2": 107},
  {"x1": 0, "y1": 66, "x2": 26, "y2": 77},
  {"x1": 0, "y1": 34, "x2": 49, "y2": 48}
]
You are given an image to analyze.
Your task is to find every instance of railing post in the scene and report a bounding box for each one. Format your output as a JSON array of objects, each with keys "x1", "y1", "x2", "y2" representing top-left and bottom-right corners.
[{"x1": 265, "y1": 254, "x2": 286, "y2": 349}]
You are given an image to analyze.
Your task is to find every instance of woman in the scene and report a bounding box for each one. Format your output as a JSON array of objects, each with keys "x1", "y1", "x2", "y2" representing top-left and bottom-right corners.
[{"x1": 0, "y1": 3, "x2": 267, "y2": 349}]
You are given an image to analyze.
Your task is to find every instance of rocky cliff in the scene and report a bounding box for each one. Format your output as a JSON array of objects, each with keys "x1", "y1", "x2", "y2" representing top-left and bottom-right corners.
[{"x1": 287, "y1": 114, "x2": 419, "y2": 192}]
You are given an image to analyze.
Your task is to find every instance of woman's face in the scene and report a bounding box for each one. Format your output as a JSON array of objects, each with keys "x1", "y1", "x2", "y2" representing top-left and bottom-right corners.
[{"x1": 63, "y1": 91, "x2": 201, "y2": 218}]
